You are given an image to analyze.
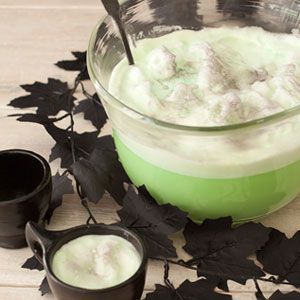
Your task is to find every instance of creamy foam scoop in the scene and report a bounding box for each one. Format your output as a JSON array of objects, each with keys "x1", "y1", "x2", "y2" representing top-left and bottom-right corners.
[
  {"x1": 109, "y1": 27, "x2": 300, "y2": 126},
  {"x1": 52, "y1": 235, "x2": 141, "y2": 290}
]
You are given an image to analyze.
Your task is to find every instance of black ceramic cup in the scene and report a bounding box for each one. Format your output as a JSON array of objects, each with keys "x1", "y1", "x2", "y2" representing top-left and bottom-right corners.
[
  {"x1": 26, "y1": 222, "x2": 148, "y2": 300},
  {"x1": 0, "y1": 149, "x2": 52, "y2": 249}
]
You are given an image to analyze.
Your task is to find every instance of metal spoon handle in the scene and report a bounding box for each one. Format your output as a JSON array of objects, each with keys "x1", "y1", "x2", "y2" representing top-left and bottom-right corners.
[{"x1": 101, "y1": 0, "x2": 135, "y2": 65}]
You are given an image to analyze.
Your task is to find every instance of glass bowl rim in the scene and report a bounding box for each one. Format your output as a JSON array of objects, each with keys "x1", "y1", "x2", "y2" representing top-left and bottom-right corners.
[{"x1": 87, "y1": 8, "x2": 300, "y2": 133}]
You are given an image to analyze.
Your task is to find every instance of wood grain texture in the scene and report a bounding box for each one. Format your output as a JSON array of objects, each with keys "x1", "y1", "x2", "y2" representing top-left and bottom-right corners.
[
  {"x1": 0, "y1": 1, "x2": 300, "y2": 299},
  {"x1": 0, "y1": 0, "x2": 99, "y2": 8}
]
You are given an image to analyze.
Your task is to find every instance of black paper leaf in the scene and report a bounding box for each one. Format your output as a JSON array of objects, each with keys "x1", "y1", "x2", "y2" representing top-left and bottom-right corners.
[
  {"x1": 70, "y1": 152, "x2": 109, "y2": 203},
  {"x1": 144, "y1": 280, "x2": 232, "y2": 300},
  {"x1": 72, "y1": 131, "x2": 101, "y2": 154},
  {"x1": 55, "y1": 51, "x2": 89, "y2": 81},
  {"x1": 118, "y1": 186, "x2": 188, "y2": 258},
  {"x1": 104, "y1": 160, "x2": 130, "y2": 204},
  {"x1": 39, "y1": 277, "x2": 51, "y2": 296},
  {"x1": 95, "y1": 136, "x2": 130, "y2": 204},
  {"x1": 183, "y1": 218, "x2": 270, "y2": 285},
  {"x1": 144, "y1": 284, "x2": 175, "y2": 300},
  {"x1": 198, "y1": 256, "x2": 265, "y2": 285},
  {"x1": 13, "y1": 114, "x2": 69, "y2": 144},
  {"x1": 9, "y1": 79, "x2": 75, "y2": 115},
  {"x1": 49, "y1": 131, "x2": 100, "y2": 168},
  {"x1": 177, "y1": 279, "x2": 232, "y2": 300},
  {"x1": 44, "y1": 172, "x2": 74, "y2": 223},
  {"x1": 49, "y1": 143, "x2": 74, "y2": 169},
  {"x1": 139, "y1": 229, "x2": 177, "y2": 258},
  {"x1": 70, "y1": 135, "x2": 130, "y2": 204},
  {"x1": 74, "y1": 94, "x2": 108, "y2": 130},
  {"x1": 269, "y1": 290, "x2": 300, "y2": 300},
  {"x1": 21, "y1": 256, "x2": 43, "y2": 271},
  {"x1": 119, "y1": 186, "x2": 188, "y2": 234},
  {"x1": 257, "y1": 229, "x2": 300, "y2": 287}
]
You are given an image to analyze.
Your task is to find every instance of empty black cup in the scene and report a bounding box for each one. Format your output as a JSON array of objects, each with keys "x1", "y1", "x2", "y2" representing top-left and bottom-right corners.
[
  {"x1": 0, "y1": 149, "x2": 52, "y2": 248},
  {"x1": 26, "y1": 222, "x2": 147, "y2": 300}
]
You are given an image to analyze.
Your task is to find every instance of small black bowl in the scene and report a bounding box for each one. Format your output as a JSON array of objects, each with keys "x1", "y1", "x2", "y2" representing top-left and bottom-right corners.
[
  {"x1": 0, "y1": 149, "x2": 52, "y2": 248},
  {"x1": 26, "y1": 222, "x2": 148, "y2": 300}
]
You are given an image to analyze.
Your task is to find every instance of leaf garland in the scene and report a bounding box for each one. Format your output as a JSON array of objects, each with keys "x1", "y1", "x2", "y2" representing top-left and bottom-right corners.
[{"x1": 11, "y1": 51, "x2": 300, "y2": 300}]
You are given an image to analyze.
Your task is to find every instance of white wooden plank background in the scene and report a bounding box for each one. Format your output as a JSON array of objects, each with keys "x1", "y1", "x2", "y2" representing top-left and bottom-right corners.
[{"x1": 0, "y1": 1, "x2": 299, "y2": 299}]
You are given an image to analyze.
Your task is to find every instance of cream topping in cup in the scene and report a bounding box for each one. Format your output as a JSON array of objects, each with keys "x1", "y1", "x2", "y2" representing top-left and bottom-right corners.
[
  {"x1": 109, "y1": 27, "x2": 300, "y2": 126},
  {"x1": 51, "y1": 235, "x2": 141, "y2": 290}
]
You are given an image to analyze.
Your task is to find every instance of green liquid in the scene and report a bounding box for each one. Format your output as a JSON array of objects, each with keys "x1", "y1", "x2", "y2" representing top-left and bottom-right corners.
[{"x1": 114, "y1": 133, "x2": 300, "y2": 222}]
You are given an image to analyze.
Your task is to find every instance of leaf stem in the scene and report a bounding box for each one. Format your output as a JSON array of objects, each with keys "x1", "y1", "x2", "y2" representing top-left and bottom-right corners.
[
  {"x1": 254, "y1": 278, "x2": 267, "y2": 300},
  {"x1": 69, "y1": 113, "x2": 76, "y2": 163},
  {"x1": 257, "y1": 277, "x2": 297, "y2": 286},
  {"x1": 150, "y1": 257, "x2": 197, "y2": 271},
  {"x1": 52, "y1": 113, "x2": 70, "y2": 123},
  {"x1": 67, "y1": 76, "x2": 98, "y2": 225},
  {"x1": 76, "y1": 181, "x2": 97, "y2": 224},
  {"x1": 79, "y1": 82, "x2": 102, "y2": 106},
  {"x1": 163, "y1": 260, "x2": 184, "y2": 300}
]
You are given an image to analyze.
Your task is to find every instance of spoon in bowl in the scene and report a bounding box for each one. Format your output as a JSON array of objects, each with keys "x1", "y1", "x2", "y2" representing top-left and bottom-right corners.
[{"x1": 101, "y1": 0, "x2": 135, "y2": 65}]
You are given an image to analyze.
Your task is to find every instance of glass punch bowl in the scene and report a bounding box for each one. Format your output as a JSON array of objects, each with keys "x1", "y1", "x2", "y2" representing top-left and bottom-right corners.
[{"x1": 88, "y1": 0, "x2": 300, "y2": 222}]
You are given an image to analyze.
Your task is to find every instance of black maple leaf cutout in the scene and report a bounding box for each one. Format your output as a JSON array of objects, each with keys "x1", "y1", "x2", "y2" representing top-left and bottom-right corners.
[
  {"x1": 49, "y1": 143, "x2": 74, "y2": 169},
  {"x1": 39, "y1": 277, "x2": 51, "y2": 296},
  {"x1": 269, "y1": 290, "x2": 300, "y2": 300},
  {"x1": 9, "y1": 79, "x2": 75, "y2": 116},
  {"x1": 70, "y1": 135, "x2": 130, "y2": 204},
  {"x1": 144, "y1": 284, "x2": 175, "y2": 300},
  {"x1": 44, "y1": 172, "x2": 74, "y2": 223},
  {"x1": 74, "y1": 93, "x2": 108, "y2": 131},
  {"x1": 49, "y1": 131, "x2": 100, "y2": 168},
  {"x1": 144, "y1": 279, "x2": 232, "y2": 300},
  {"x1": 183, "y1": 218, "x2": 270, "y2": 286},
  {"x1": 56, "y1": 51, "x2": 89, "y2": 81},
  {"x1": 177, "y1": 279, "x2": 232, "y2": 300},
  {"x1": 70, "y1": 149, "x2": 109, "y2": 203},
  {"x1": 96, "y1": 135, "x2": 130, "y2": 204},
  {"x1": 257, "y1": 229, "x2": 300, "y2": 287},
  {"x1": 21, "y1": 256, "x2": 43, "y2": 271},
  {"x1": 13, "y1": 114, "x2": 69, "y2": 144},
  {"x1": 118, "y1": 185, "x2": 188, "y2": 258}
]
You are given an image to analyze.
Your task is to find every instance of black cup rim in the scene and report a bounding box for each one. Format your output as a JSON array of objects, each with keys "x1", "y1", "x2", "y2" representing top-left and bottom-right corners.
[
  {"x1": 44, "y1": 223, "x2": 148, "y2": 293},
  {"x1": 0, "y1": 149, "x2": 51, "y2": 205}
]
